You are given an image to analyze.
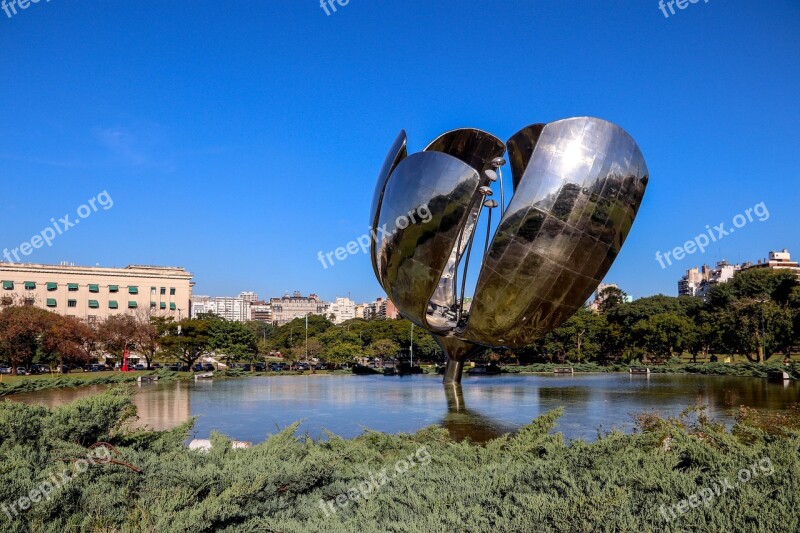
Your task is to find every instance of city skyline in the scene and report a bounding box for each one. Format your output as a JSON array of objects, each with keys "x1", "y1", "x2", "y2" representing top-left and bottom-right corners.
[{"x1": 1, "y1": 2, "x2": 798, "y2": 303}]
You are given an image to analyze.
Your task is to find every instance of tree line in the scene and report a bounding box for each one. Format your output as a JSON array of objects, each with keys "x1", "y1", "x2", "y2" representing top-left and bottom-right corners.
[
  {"x1": 516, "y1": 268, "x2": 800, "y2": 365},
  {"x1": 1, "y1": 268, "x2": 797, "y2": 374}
]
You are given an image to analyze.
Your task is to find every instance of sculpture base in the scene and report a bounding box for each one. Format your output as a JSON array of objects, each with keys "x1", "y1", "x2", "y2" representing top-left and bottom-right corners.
[{"x1": 433, "y1": 335, "x2": 486, "y2": 385}]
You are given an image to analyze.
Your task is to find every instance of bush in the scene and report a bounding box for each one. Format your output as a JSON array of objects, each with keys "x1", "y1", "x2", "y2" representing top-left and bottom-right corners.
[{"x1": 1, "y1": 390, "x2": 799, "y2": 531}]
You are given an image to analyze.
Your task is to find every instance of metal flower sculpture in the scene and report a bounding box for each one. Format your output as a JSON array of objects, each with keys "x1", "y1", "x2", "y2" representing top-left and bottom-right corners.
[{"x1": 370, "y1": 117, "x2": 648, "y2": 384}]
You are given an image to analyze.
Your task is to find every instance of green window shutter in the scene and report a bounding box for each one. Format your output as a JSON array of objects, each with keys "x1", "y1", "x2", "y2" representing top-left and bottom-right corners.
[
  {"x1": 109, "y1": 301, "x2": 119, "y2": 309},
  {"x1": 47, "y1": 282, "x2": 58, "y2": 291},
  {"x1": 128, "y1": 286, "x2": 139, "y2": 295},
  {"x1": 67, "y1": 283, "x2": 79, "y2": 291},
  {"x1": 2, "y1": 281, "x2": 13, "y2": 290},
  {"x1": 46, "y1": 298, "x2": 57, "y2": 307},
  {"x1": 24, "y1": 281, "x2": 36, "y2": 290},
  {"x1": 160, "y1": 302, "x2": 167, "y2": 309},
  {"x1": 109, "y1": 285, "x2": 119, "y2": 293},
  {"x1": 170, "y1": 302, "x2": 177, "y2": 310},
  {"x1": 88, "y1": 300, "x2": 99, "y2": 309},
  {"x1": 128, "y1": 301, "x2": 138, "y2": 308},
  {"x1": 89, "y1": 284, "x2": 99, "y2": 293}
]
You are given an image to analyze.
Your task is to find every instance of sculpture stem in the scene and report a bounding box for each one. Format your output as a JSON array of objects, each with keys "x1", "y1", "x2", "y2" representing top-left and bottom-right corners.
[{"x1": 443, "y1": 359, "x2": 464, "y2": 385}]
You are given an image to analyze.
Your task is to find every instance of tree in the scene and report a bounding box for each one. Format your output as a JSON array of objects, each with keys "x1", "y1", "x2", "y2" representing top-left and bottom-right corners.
[
  {"x1": 209, "y1": 319, "x2": 259, "y2": 363},
  {"x1": 97, "y1": 315, "x2": 140, "y2": 361},
  {"x1": 0, "y1": 305, "x2": 52, "y2": 374},
  {"x1": 134, "y1": 312, "x2": 173, "y2": 369},
  {"x1": 322, "y1": 340, "x2": 362, "y2": 365},
  {"x1": 597, "y1": 286, "x2": 627, "y2": 314},
  {"x1": 41, "y1": 315, "x2": 97, "y2": 368},
  {"x1": 631, "y1": 313, "x2": 696, "y2": 363},
  {"x1": 369, "y1": 339, "x2": 400, "y2": 360},
  {"x1": 717, "y1": 299, "x2": 793, "y2": 363},
  {"x1": 159, "y1": 319, "x2": 213, "y2": 368}
]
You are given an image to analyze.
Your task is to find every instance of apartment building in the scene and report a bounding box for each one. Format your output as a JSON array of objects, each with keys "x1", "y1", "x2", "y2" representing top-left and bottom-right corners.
[
  {"x1": 327, "y1": 297, "x2": 356, "y2": 324},
  {"x1": 678, "y1": 249, "x2": 798, "y2": 298},
  {"x1": 191, "y1": 295, "x2": 251, "y2": 322},
  {"x1": 0, "y1": 262, "x2": 193, "y2": 322}
]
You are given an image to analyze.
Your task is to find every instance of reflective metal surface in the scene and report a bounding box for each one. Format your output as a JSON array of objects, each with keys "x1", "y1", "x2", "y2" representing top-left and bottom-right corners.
[{"x1": 370, "y1": 118, "x2": 648, "y2": 383}]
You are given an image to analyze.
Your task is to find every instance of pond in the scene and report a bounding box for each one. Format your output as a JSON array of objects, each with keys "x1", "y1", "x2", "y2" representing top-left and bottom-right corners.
[{"x1": 7, "y1": 373, "x2": 799, "y2": 443}]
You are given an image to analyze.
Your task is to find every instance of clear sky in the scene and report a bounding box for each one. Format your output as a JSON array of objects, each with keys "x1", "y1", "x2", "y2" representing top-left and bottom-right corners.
[{"x1": 1, "y1": 0, "x2": 798, "y2": 303}]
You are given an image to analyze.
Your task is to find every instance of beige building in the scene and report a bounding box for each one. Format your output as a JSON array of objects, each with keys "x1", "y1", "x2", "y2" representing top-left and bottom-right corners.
[
  {"x1": 270, "y1": 291, "x2": 327, "y2": 326},
  {"x1": 0, "y1": 262, "x2": 193, "y2": 322}
]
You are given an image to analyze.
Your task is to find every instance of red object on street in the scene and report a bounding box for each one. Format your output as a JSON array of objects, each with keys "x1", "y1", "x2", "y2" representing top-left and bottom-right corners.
[{"x1": 121, "y1": 348, "x2": 130, "y2": 372}]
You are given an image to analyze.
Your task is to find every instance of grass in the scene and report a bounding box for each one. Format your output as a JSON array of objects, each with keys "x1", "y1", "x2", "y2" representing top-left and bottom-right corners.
[{"x1": 0, "y1": 388, "x2": 798, "y2": 532}]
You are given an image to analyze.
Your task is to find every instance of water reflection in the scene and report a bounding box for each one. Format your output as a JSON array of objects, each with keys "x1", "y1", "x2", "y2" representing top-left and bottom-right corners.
[
  {"x1": 6, "y1": 374, "x2": 799, "y2": 443},
  {"x1": 441, "y1": 384, "x2": 516, "y2": 442}
]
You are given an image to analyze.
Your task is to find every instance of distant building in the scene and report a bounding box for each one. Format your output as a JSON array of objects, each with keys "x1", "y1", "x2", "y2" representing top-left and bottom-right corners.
[
  {"x1": 678, "y1": 261, "x2": 740, "y2": 298},
  {"x1": 0, "y1": 262, "x2": 192, "y2": 322},
  {"x1": 327, "y1": 297, "x2": 356, "y2": 324},
  {"x1": 678, "y1": 250, "x2": 799, "y2": 298},
  {"x1": 270, "y1": 291, "x2": 327, "y2": 326},
  {"x1": 376, "y1": 297, "x2": 398, "y2": 319},
  {"x1": 239, "y1": 291, "x2": 259, "y2": 303},
  {"x1": 743, "y1": 249, "x2": 800, "y2": 275},
  {"x1": 250, "y1": 301, "x2": 272, "y2": 323},
  {"x1": 191, "y1": 295, "x2": 251, "y2": 322}
]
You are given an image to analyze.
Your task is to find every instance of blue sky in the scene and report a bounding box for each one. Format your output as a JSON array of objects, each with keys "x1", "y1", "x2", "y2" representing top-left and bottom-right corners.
[{"x1": 1, "y1": 0, "x2": 798, "y2": 303}]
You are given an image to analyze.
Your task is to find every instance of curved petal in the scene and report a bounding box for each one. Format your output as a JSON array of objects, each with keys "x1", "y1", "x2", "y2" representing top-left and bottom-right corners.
[
  {"x1": 463, "y1": 117, "x2": 649, "y2": 347},
  {"x1": 370, "y1": 130, "x2": 408, "y2": 280},
  {"x1": 425, "y1": 128, "x2": 506, "y2": 173},
  {"x1": 374, "y1": 151, "x2": 481, "y2": 332}
]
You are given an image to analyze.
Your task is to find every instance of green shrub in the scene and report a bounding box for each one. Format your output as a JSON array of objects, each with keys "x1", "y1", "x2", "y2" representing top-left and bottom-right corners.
[{"x1": 1, "y1": 390, "x2": 798, "y2": 532}]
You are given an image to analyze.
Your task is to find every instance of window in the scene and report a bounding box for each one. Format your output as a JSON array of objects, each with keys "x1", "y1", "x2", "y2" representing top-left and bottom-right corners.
[
  {"x1": 170, "y1": 302, "x2": 177, "y2": 310},
  {"x1": 47, "y1": 282, "x2": 58, "y2": 291},
  {"x1": 89, "y1": 284, "x2": 99, "y2": 293},
  {"x1": 109, "y1": 301, "x2": 119, "y2": 309},
  {"x1": 68, "y1": 300, "x2": 77, "y2": 308},
  {"x1": 150, "y1": 302, "x2": 157, "y2": 309},
  {"x1": 46, "y1": 299, "x2": 57, "y2": 308},
  {"x1": 87, "y1": 316, "x2": 97, "y2": 324},
  {"x1": 88, "y1": 300, "x2": 100, "y2": 309},
  {"x1": 67, "y1": 283, "x2": 79, "y2": 291},
  {"x1": 1, "y1": 297, "x2": 12, "y2": 306},
  {"x1": 23, "y1": 298, "x2": 34, "y2": 306},
  {"x1": 128, "y1": 286, "x2": 139, "y2": 295},
  {"x1": 160, "y1": 287, "x2": 166, "y2": 295},
  {"x1": 128, "y1": 301, "x2": 138, "y2": 309},
  {"x1": 2, "y1": 281, "x2": 13, "y2": 290},
  {"x1": 160, "y1": 302, "x2": 167, "y2": 309},
  {"x1": 170, "y1": 288, "x2": 176, "y2": 296},
  {"x1": 24, "y1": 281, "x2": 36, "y2": 290},
  {"x1": 109, "y1": 285, "x2": 119, "y2": 293}
]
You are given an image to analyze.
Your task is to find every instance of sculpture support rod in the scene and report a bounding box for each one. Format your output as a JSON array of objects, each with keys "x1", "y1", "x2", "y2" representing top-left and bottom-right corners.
[{"x1": 442, "y1": 359, "x2": 464, "y2": 385}]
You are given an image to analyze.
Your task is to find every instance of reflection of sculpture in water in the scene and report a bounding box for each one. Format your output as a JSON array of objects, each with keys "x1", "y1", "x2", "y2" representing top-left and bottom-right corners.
[
  {"x1": 370, "y1": 118, "x2": 649, "y2": 384},
  {"x1": 440, "y1": 383, "x2": 516, "y2": 443}
]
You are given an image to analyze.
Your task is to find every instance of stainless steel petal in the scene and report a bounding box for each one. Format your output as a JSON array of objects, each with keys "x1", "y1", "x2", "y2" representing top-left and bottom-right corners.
[
  {"x1": 425, "y1": 128, "x2": 506, "y2": 174},
  {"x1": 374, "y1": 151, "x2": 481, "y2": 332},
  {"x1": 507, "y1": 124, "x2": 545, "y2": 191},
  {"x1": 464, "y1": 117, "x2": 648, "y2": 347},
  {"x1": 370, "y1": 130, "x2": 408, "y2": 280}
]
